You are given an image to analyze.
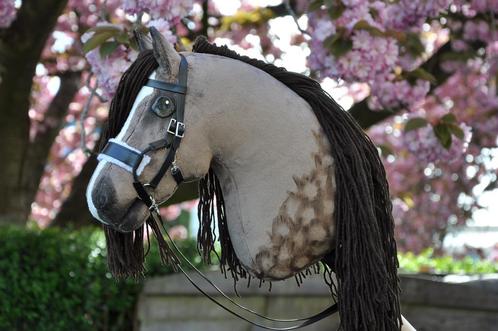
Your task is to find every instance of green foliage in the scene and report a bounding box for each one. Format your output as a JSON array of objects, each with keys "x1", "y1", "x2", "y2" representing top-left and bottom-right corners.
[
  {"x1": 404, "y1": 117, "x2": 428, "y2": 132},
  {"x1": 82, "y1": 26, "x2": 131, "y2": 54},
  {"x1": 398, "y1": 248, "x2": 498, "y2": 274},
  {"x1": 323, "y1": 30, "x2": 353, "y2": 58},
  {"x1": 0, "y1": 226, "x2": 201, "y2": 331}
]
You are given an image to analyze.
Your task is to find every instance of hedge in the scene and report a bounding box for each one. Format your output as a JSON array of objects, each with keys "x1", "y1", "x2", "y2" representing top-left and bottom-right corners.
[
  {"x1": 0, "y1": 226, "x2": 202, "y2": 331},
  {"x1": 398, "y1": 248, "x2": 498, "y2": 274}
]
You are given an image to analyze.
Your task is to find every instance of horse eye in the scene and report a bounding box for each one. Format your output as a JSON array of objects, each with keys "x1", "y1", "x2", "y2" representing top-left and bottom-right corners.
[{"x1": 151, "y1": 96, "x2": 175, "y2": 118}]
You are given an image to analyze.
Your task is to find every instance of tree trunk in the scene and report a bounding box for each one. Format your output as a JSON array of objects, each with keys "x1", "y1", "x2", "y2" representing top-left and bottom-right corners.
[{"x1": 0, "y1": 0, "x2": 69, "y2": 225}]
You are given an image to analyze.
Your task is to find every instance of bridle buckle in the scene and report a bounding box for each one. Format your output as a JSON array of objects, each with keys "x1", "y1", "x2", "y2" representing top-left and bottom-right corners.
[
  {"x1": 148, "y1": 195, "x2": 159, "y2": 213},
  {"x1": 167, "y1": 118, "x2": 185, "y2": 138}
]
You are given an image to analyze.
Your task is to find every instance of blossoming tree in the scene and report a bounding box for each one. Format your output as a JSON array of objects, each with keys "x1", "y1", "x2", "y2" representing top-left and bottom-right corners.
[{"x1": 0, "y1": 0, "x2": 496, "y2": 253}]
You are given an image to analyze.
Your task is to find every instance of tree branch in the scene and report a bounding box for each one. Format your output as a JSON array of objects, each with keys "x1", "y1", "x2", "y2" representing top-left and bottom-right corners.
[{"x1": 20, "y1": 70, "x2": 82, "y2": 207}]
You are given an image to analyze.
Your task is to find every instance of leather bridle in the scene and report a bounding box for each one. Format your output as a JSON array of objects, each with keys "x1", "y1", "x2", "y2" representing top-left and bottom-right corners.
[
  {"x1": 98, "y1": 54, "x2": 338, "y2": 329},
  {"x1": 100, "y1": 55, "x2": 188, "y2": 213}
]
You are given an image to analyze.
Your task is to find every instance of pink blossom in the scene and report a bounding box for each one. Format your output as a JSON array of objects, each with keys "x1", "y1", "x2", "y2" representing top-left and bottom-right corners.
[
  {"x1": 463, "y1": 20, "x2": 492, "y2": 42},
  {"x1": 159, "y1": 205, "x2": 182, "y2": 221},
  {"x1": 147, "y1": 18, "x2": 177, "y2": 44},
  {"x1": 385, "y1": 0, "x2": 451, "y2": 30},
  {"x1": 122, "y1": 0, "x2": 194, "y2": 22},
  {"x1": 369, "y1": 79, "x2": 430, "y2": 110},
  {"x1": 0, "y1": 0, "x2": 16, "y2": 28},
  {"x1": 313, "y1": 19, "x2": 335, "y2": 42},
  {"x1": 85, "y1": 43, "x2": 137, "y2": 100},
  {"x1": 402, "y1": 122, "x2": 472, "y2": 163},
  {"x1": 338, "y1": 31, "x2": 398, "y2": 82},
  {"x1": 168, "y1": 225, "x2": 188, "y2": 240}
]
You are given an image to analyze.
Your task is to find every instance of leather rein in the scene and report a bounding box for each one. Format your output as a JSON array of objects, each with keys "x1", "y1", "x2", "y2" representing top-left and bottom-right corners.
[{"x1": 98, "y1": 55, "x2": 338, "y2": 329}]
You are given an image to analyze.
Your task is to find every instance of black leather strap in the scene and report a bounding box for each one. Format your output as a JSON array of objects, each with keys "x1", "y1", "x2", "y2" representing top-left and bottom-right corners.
[
  {"x1": 133, "y1": 182, "x2": 153, "y2": 208},
  {"x1": 148, "y1": 55, "x2": 188, "y2": 188},
  {"x1": 101, "y1": 141, "x2": 142, "y2": 169},
  {"x1": 171, "y1": 165, "x2": 184, "y2": 184},
  {"x1": 145, "y1": 79, "x2": 187, "y2": 94}
]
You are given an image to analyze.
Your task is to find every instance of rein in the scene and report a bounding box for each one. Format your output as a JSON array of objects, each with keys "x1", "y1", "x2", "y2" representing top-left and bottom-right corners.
[{"x1": 98, "y1": 54, "x2": 338, "y2": 329}]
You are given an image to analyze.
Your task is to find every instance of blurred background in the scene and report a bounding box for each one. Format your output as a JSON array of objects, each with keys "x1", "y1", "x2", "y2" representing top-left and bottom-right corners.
[{"x1": 0, "y1": 0, "x2": 497, "y2": 330}]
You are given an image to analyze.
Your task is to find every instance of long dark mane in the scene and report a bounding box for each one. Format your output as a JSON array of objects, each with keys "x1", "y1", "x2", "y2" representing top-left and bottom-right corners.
[
  {"x1": 193, "y1": 37, "x2": 401, "y2": 331},
  {"x1": 99, "y1": 50, "x2": 161, "y2": 278}
]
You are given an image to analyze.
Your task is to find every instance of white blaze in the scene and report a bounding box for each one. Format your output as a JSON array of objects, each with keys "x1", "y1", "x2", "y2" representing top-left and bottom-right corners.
[{"x1": 86, "y1": 73, "x2": 156, "y2": 223}]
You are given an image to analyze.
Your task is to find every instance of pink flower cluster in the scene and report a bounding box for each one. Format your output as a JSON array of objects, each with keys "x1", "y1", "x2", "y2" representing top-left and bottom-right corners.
[
  {"x1": 367, "y1": 45, "x2": 497, "y2": 251},
  {"x1": 455, "y1": 0, "x2": 498, "y2": 14},
  {"x1": 123, "y1": 0, "x2": 194, "y2": 22},
  {"x1": 308, "y1": 0, "x2": 451, "y2": 110},
  {"x1": 403, "y1": 122, "x2": 472, "y2": 163},
  {"x1": 369, "y1": 79, "x2": 430, "y2": 111},
  {"x1": 85, "y1": 42, "x2": 138, "y2": 100},
  {"x1": 340, "y1": 31, "x2": 399, "y2": 82},
  {"x1": 384, "y1": 0, "x2": 452, "y2": 31},
  {"x1": 82, "y1": 17, "x2": 179, "y2": 100},
  {"x1": 0, "y1": 0, "x2": 16, "y2": 28},
  {"x1": 147, "y1": 18, "x2": 178, "y2": 44},
  {"x1": 463, "y1": 20, "x2": 493, "y2": 42},
  {"x1": 369, "y1": 118, "x2": 477, "y2": 252}
]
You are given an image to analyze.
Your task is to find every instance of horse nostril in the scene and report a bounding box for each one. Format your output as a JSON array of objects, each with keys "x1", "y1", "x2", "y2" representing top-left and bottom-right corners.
[
  {"x1": 96, "y1": 192, "x2": 109, "y2": 209},
  {"x1": 92, "y1": 175, "x2": 120, "y2": 225}
]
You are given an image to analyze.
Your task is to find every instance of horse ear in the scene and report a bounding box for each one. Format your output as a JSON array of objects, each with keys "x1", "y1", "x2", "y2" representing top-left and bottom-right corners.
[
  {"x1": 133, "y1": 28, "x2": 152, "y2": 52},
  {"x1": 149, "y1": 26, "x2": 181, "y2": 76}
]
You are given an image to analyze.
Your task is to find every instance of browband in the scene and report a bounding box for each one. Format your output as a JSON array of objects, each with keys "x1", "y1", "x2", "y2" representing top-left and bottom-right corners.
[{"x1": 145, "y1": 79, "x2": 187, "y2": 94}]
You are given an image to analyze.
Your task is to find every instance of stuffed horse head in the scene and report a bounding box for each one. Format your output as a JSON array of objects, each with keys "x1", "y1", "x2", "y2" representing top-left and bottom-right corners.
[{"x1": 86, "y1": 28, "x2": 404, "y2": 330}]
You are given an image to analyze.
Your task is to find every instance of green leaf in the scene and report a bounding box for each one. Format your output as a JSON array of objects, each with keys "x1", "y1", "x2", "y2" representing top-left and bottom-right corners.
[
  {"x1": 115, "y1": 32, "x2": 130, "y2": 44},
  {"x1": 378, "y1": 144, "x2": 394, "y2": 157},
  {"x1": 403, "y1": 32, "x2": 425, "y2": 56},
  {"x1": 440, "y1": 113, "x2": 457, "y2": 124},
  {"x1": 404, "y1": 117, "x2": 428, "y2": 132},
  {"x1": 331, "y1": 38, "x2": 353, "y2": 57},
  {"x1": 323, "y1": 34, "x2": 341, "y2": 49},
  {"x1": 324, "y1": 32, "x2": 352, "y2": 58},
  {"x1": 408, "y1": 68, "x2": 437, "y2": 84},
  {"x1": 308, "y1": 0, "x2": 324, "y2": 11},
  {"x1": 86, "y1": 25, "x2": 122, "y2": 34},
  {"x1": 326, "y1": 0, "x2": 346, "y2": 20},
  {"x1": 433, "y1": 123, "x2": 452, "y2": 149},
  {"x1": 99, "y1": 41, "x2": 119, "y2": 58},
  {"x1": 353, "y1": 20, "x2": 384, "y2": 37},
  {"x1": 82, "y1": 31, "x2": 118, "y2": 54},
  {"x1": 448, "y1": 124, "x2": 465, "y2": 139}
]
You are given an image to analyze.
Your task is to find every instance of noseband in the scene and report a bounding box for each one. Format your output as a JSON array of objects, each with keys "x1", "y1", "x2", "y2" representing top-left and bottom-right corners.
[
  {"x1": 97, "y1": 54, "x2": 338, "y2": 329},
  {"x1": 99, "y1": 55, "x2": 188, "y2": 213}
]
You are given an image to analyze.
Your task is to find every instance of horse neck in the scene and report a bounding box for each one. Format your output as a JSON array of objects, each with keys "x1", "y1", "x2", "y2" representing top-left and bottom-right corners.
[{"x1": 189, "y1": 54, "x2": 335, "y2": 273}]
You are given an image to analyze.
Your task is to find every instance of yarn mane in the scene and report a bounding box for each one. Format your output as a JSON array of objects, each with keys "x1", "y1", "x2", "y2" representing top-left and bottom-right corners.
[
  {"x1": 192, "y1": 36, "x2": 401, "y2": 331},
  {"x1": 100, "y1": 39, "x2": 401, "y2": 331}
]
